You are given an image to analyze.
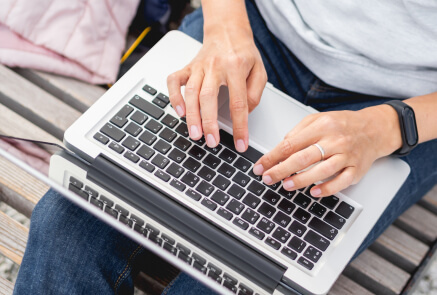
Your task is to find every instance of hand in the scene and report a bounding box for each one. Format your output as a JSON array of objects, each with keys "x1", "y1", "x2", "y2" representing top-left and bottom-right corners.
[
  {"x1": 253, "y1": 105, "x2": 402, "y2": 197},
  {"x1": 167, "y1": 25, "x2": 267, "y2": 152}
]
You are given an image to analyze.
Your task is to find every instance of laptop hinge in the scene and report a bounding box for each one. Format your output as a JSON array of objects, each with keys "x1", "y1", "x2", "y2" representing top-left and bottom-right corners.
[{"x1": 87, "y1": 154, "x2": 286, "y2": 293}]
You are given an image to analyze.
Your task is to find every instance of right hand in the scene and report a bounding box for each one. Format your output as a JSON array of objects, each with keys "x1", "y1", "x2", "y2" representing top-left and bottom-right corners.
[{"x1": 167, "y1": 25, "x2": 267, "y2": 152}]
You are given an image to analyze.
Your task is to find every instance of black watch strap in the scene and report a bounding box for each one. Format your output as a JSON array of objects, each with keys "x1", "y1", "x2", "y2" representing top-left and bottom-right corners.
[{"x1": 384, "y1": 100, "x2": 419, "y2": 157}]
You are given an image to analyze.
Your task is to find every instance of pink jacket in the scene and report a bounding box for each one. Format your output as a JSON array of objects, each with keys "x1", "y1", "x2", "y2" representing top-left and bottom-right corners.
[{"x1": 0, "y1": 0, "x2": 139, "y2": 84}]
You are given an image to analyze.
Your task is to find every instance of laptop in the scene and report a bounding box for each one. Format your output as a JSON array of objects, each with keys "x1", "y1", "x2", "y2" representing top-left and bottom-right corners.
[{"x1": 12, "y1": 31, "x2": 411, "y2": 294}]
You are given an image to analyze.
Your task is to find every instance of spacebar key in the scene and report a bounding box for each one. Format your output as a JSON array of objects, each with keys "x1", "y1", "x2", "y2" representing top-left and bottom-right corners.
[
  {"x1": 219, "y1": 130, "x2": 263, "y2": 163},
  {"x1": 129, "y1": 95, "x2": 164, "y2": 119}
]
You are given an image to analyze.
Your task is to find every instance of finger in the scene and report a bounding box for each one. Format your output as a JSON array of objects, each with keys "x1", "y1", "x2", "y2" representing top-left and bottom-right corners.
[
  {"x1": 284, "y1": 113, "x2": 320, "y2": 140},
  {"x1": 227, "y1": 72, "x2": 249, "y2": 153},
  {"x1": 246, "y1": 62, "x2": 267, "y2": 113},
  {"x1": 167, "y1": 69, "x2": 190, "y2": 117},
  {"x1": 184, "y1": 69, "x2": 205, "y2": 140},
  {"x1": 262, "y1": 143, "x2": 332, "y2": 185},
  {"x1": 280, "y1": 154, "x2": 347, "y2": 191},
  {"x1": 199, "y1": 72, "x2": 221, "y2": 148},
  {"x1": 310, "y1": 166, "x2": 357, "y2": 197}
]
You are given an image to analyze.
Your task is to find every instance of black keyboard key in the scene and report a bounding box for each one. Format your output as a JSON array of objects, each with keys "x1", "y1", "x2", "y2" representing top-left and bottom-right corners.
[
  {"x1": 272, "y1": 227, "x2": 291, "y2": 243},
  {"x1": 176, "y1": 244, "x2": 191, "y2": 255},
  {"x1": 159, "y1": 128, "x2": 177, "y2": 142},
  {"x1": 233, "y1": 157, "x2": 251, "y2": 172},
  {"x1": 83, "y1": 186, "x2": 98, "y2": 198},
  {"x1": 320, "y1": 195, "x2": 340, "y2": 209},
  {"x1": 145, "y1": 224, "x2": 159, "y2": 235},
  {"x1": 198, "y1": 166, "x2": 216, "y2": 181},
  {"x1": 249, "y1": 227, "x2": 265, "y2": 240},
  {"x1": 101, "y1": 123, "x2": 126, "y2": 142},
  {"x1": 137, "y1": 145, "x2": 155, "y2": 160},
  {"x1": 161, "y1": 234, "x2": 176, "y2": 245},
  {"x1": 265, "y1": 237, "x2": 281, "y2": 250},
  {"x1": 232, "y1": 172, "x2": 250, "y2": 187},
  {"x1": 208, "y1": 271, "x2": 223, "y2": 284},
  {"x1": 211, "y1": 190, "x2": 230, "y2": 206},
  {"x1": 157, "y1": 93, "x2": 170, "y2": 103},
  {"x1": 188, "y1": 145, "x2": 206, "y2": 161},
  {"x1": 181, "y1": 172, "x2": 200, "y2": 187},
  {"x1": 124, "y1": 151, "x2": 140, "y2": 163},
  {"x1": 289, "y1": 220, "x2": 307, "y2": 237},
  {"x1": 273, "y1": 211, "x2": 292, "y2": 228},
  {"x1": 288, "y1": 236, "x2": 307, "y2": 253},
  {"x1": 170, "y1": 179, "x2": 186, "y2": 192},
  {"x1": 212, "y1": 175, "x2": 231, "y2": 191},
  {"x1": 192, "y1": 253, "x2": 206, "y2": 266},
  {"x1": 201, "y1": 198, "x2": 217, "y2": 211},
  {"x1": 278, "y1": 187, "x2": 297, "y2": 200},
  {"x1": 93, "y1": 132, "x2": 109, "y2": 144},
  {"x1": 69, "y1": 177, "x2": 83, "y2": 189},
  {"x1": 183, "y1": 157, "x2": 201, "y2": 172},
  {"x1": 110, "y1": 114, "x2": 128, "y2": 128},
  {"x1": 248, "y1": 168, "x2": 262, "y2": 182},
  {"x1": 223, "y1": 273, "x2": 238, "y2": 286},
  {"x1": 233, "y1": 217, "x2": 249, "y2": 230},
  {"x1": 151, "y1": 154, "x2": 170, "y2": 169},
  {"x1": 168, "y1": 148, "x2": 186, "y2": 163},
  {"x1": 304, "y1": 246, "x2": 322, "y2": 263},
  {"x1": 218, "y1": 163, "x2": 236, "y2": 178},
  {"x1": 238, "y1": 283, "x2": 254, "y2": 295},
  {"x1": 105, "y1": 206, "x2": 119, "y2": 218},
  {"x1": 308, "y1": 217, "x2": 338, "y2": 240},
  {"x1": 205, "y1": 144, "x2": 222, "y2": 155},
  {"x1": 143, "y1": 84, "x2": 157, "y2": 95},
  {"x1": 122, "y1": 136, "x2": 140, "y2": 151},
  {"x1": 324, "y1": 211, "x2": 346, "y2": 229},
  {"x1": 207, "y1": 263, "x2": 222, "y2": 275},
  {"x1": 145, "y1": 119, "x2": 163, "y2": 134},
  {"x1": 154, "y1": 170, "x2": 170, "y2": 182},
  {"x1": 109, "y1": 142, "x2": 125, "y2": 154},
  {"x1": 130, "y1": 110, "x2": 148, "y2": 125},
  {"x1": 175, "y1": 122, "x2": 189, "y2": 137},
  {"x1": 247, "y1": 181, "x2": 266, "y2": 196},
  {"x1": 309, "y1": 202, "x2": 327, "y2": 218},
  {"x1": 118, "y1": 104, "x2": 134, "y2": 117},
  {"x1": 139, "y1": 130, "x2": 157, "y2": 146},
  {"x1": 257, "y1": 217, "x2": 275, "y2": 234},
  {"x1": 90, "y1": 197, "x2": 103, "y2": 209},
  {"x1": 226, "y1": 199, "x2": 245, "y2": 215},
  {"x1": 217, "y1": 208, "x2": 233, "y2": 220},
  {"x1": 163, "y1": 243, "x2": 178, "y2": 255},
  {"x1": 242, "y1": 193, "x2": 260, "y2": 209},
  {"x1": 203, "y1": 154, "x2": 221, "y2": 169},
  {"x1": 68, "y1": 184, "x2": 89, "y2": 200},
  {"x1": 262, "y1": 190, "x2": 280, "y2": 205},
  {"x1": 335, "y1": 201, "x2": 355, "y2": 219},
  {"x1": 196, "y1": 181, "x2": 214, "y2": 197},
  {"x1": 228, "y1": 184, "x2": 246, "y2": 200},
  {"x1": 241, "y1": 208, "x2": 260, "y2": 224},
  {"x1": 193, "y1": 262, "x2": 207, "y2": 273},
  {"x1": 298, "y1": 257, "x2": 314, "y2": 270},
  {"x1": 178, "y1": 252, "x2": 193, "y2": 264},
  {"x1": 139, "y1": 161, "x2": 155, "y2": 172},
  {"x1": 219, "y1": 148, "x2": 237, "y2": 163},
  {"x1": 173, "y1": 136, "x2": 191, "y2": 151},
  {"x1": 130, "y1": 95, "x2": 164, "y2": 119},
  {"x1": 219, "y1": 129, "x2": 263, "y2": 163},
  {"x1": 114, "y1": 205, "x2": 129, "y2": 217},
  {"x1": 153, "y1": 97, "x2": 168, "y2": 108},
  {"x1": 304, "y1": 230, "x2": 330, "y2": 251},
  {"x1": 119, "y1": 215, "x2": 133, "y2": 227},
  {"x1": 293, "y1": 192, "x2": 311, "y2": 208},
  {"x1": 154, "y1": 139, "x2": 172, "y2": 154},
  {"x1": 149, "y1": 235, "x2": 163, "y2": 246},
  {"x1": 185, "y1": 188, "x2": 202, "y2": 201},
  {"x1": 281, "y1": 247, "x2": 297, "y2": 260},
  {"x1": 166, "y1": 163, "x2": 185, "y2": 178},
  {"x1": 224, "y1": 281, "x2": 238, "y2": 293},
  {"x1": 161, "y1": 114, "x2": 178, "y2": 128},
  {"x1": 257, "y1": 202, "x2": 276, "y2": 218},
  {"x1": 191, "y1": 136, "x2": 206, "y2": 146},
  {"x1": 293, "y1": 208, "x2": 311, "y2": 224},
  {"x1": 267, "y1": 181, "x2": 281, "y2": 190},
  {"x1": 124, "y1": 122, "x2": 142, "y2": 137},
  {"x1": 277, "y1": 199, "x2": 296, "y2": 214}
]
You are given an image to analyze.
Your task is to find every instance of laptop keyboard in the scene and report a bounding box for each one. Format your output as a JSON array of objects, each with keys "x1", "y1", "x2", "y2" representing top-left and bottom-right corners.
[{"x1": 92, "y1": 84, "x2": 356, "y2": 272}]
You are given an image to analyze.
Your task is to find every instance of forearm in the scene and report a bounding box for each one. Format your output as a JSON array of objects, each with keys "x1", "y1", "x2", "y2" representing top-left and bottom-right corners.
[
  {"x1": 201, "y1": 0, "x2": 251, "y2": 35},
  {"x1": 404, "y1": 92, "x2": 437, "y2": 143}
]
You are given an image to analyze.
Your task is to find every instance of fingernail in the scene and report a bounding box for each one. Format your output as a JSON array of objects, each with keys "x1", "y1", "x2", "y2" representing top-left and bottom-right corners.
[
  {"x1": 190, "y1": 125, "x2": 200, "y2": 139},
  {"x1": 283, "y1": 179, "x2": 295, "y2": 190},
  {"x1": 236, "y1": 139, "x2": 246, "y2": 153},
  {"x1": 253, "y1": 164, "x2": 264, "y2": 175},
  {"x1": 311, "y1": 188, "x2": 322, "y2": 197},
  {"x1": 176, "y1": 105, "x2": 184, "y2": 117},
  {"x1": 263, "y1": 175, "x2": 272, "y2": 185},
  {"x1": 206, "y1": 134, "x2": 217, "y2": 147}
]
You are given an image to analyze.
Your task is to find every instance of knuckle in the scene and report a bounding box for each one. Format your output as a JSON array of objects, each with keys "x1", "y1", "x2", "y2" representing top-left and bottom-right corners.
[
  {"x1": 295, "y1": 151, "x2": 312, "y2": 167},
  {"x1": 280, "y1": 139, "x2": 294, "y2": 156},
  {"x1": 207, "y1": 56, "x2": 222, "y2": 68},
  {"x1": 167, "y1": 73, "x2": 177, "y2": 83},
  {"x1": 199, "y1": 87, "x2": 215, "y2": 101},
  {"x1": 230, "y1": 99, "x2": 247, "y2": 112},
  {"x1": 232, "y1": 124, "x2": 246, "y2": 136},
  {"x1": 185, "y1": 110, "x2": 199, "y2": 120},
  {"x1": 201, "y1": 118, "x2": 217, "y2": 130}
]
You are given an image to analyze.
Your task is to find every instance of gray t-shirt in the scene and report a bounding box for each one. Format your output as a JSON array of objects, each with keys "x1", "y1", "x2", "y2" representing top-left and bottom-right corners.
[{"x1": 255, "y1": 0, "x2": 437, "y2": 98}]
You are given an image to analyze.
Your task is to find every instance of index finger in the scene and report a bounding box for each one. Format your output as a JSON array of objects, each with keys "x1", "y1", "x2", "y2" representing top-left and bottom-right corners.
[{"x1": 167, "y1": 68, "x2": 190, "y2": 117}]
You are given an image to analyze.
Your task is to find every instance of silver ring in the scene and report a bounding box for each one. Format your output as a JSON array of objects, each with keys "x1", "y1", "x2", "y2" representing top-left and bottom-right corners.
[{"x1": 312, "y1": 143, "x2": 325, "y2": 161}]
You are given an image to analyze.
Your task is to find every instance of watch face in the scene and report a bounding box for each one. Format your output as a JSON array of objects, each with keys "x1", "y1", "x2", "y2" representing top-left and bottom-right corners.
[{"x1": 402, "y1": 108, "x2": 418, "y2": 146}]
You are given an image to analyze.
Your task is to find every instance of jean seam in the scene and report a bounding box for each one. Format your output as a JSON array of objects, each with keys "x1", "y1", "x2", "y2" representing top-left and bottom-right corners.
[
  {"x1": 113, "y1": 245, "x2": 144, "y2": 293},
  {"x1": 161, "y1": 273, "x2": 180, "y2": 295}
]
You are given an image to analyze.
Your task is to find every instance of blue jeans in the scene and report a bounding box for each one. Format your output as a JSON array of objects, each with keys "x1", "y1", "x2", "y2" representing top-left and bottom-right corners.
[{"x1": 14, "y1": 1, "x2": 437, "y2": 294}]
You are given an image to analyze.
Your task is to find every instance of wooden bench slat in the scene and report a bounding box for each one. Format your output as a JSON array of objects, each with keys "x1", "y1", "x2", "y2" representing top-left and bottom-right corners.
[
  {"x1": 395, "y1": 204, "x2": 437, "y2": 245},
  {"x1": 0, "y1": 276, "x2": 14, "y2": 295},
  {"x1": 14, "y1": 69, "x2": 105, "y2": 112},
  {"x1": 0, "y1": 65, "x2": 81, "y2": 139},
  {"x1": 329, "y1": 275, "x2": 374, "y2": 295},
  {"x1": 0, "y1": 211, "x2": 28, "y2": 265},
  {"x1": 345, "y1": 250, "x2": 410, "y2": 295},
  {"x1": 419, "y1": 185, "x2": 437, "y2": 215}
]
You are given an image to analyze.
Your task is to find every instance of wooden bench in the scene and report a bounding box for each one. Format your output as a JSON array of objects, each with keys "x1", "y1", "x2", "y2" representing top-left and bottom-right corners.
[{"x1": 0, "y1": 64, "x2": 436, "y2": 295}]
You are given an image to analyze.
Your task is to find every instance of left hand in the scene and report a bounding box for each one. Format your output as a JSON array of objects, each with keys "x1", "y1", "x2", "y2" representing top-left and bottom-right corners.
[{"x1": 253, "y1": 105, "x2": 402, "y2": 197}]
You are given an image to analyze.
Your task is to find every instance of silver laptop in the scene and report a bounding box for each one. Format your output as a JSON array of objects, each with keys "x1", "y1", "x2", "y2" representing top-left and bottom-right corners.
[{"x1": 35, "y1": 31, "x2": 410, "y2": 294}]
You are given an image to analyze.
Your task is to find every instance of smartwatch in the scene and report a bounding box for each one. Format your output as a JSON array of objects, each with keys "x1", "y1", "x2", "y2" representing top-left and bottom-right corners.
[{"x1": 384, "y1": 100, "x2": 419, "y2": 156}]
